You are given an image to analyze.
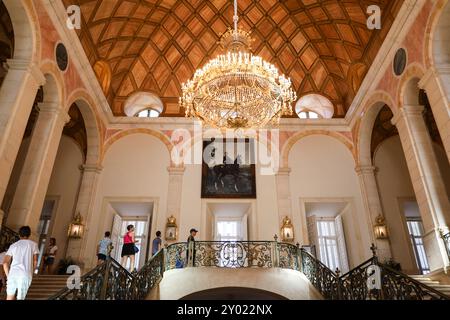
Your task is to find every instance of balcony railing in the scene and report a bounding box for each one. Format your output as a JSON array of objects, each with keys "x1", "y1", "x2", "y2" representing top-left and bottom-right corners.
[{"x1": 49, "y1": 239, "x2": 449, "y2": 300}]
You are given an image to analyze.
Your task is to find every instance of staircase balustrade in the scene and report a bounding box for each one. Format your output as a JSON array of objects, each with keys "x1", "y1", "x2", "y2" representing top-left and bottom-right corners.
[{"x1": 47, "y1": 239, "x2": 450, "y2": 300}]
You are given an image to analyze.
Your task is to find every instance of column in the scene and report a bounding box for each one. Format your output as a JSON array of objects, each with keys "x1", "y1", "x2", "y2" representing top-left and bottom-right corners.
[
  {"x1": 355, "y1": 165, "x2": 392, "y2": 260},
  {"x1": 6, "y1": 102, "x2": 70, "y2": 239},
  {"x1": 419, "y1": 66, "x2": 450, "y2": 162},
  {"x1": 65, "y1": 164, "x2": 103, "y2": 269},
  {"x1": 0, "y1": 59, "x2": 45, "y2": 206},
  {"x1": 392, "y1": 105, "x2": 450, "y2": 270},
  {"x1": 166, "y1": 166, "x2": 185, "y2": 243},
  {"x1": 275, "y1": 167, "x2": 295, "y2": 240}
]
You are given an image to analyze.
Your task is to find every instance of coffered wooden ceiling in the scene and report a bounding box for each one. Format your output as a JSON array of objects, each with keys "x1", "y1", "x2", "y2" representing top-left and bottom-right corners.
[{"x1": 64, "y1": 0, "x2": 403, "y2": 117}]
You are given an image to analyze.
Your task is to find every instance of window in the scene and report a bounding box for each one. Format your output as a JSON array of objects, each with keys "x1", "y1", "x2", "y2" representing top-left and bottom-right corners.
[
  {"x1": 316, "y1": 220, "x2": 340, "y2": 271},
  {"x1": 216, "y1": 220, "x2": 240, "y2": 241},
  {"x1": 136, "y1": 109, "x2": 160, "y2": 118},
  {"x1": 406, "y1": 218, "x2": 430, "y2": 274},
  {"x1": 298, "y1": 111, "x2": 320, "y2": 119},
  {"x1": 295, "y1": 94, "x2": 334, "y2": 119}
]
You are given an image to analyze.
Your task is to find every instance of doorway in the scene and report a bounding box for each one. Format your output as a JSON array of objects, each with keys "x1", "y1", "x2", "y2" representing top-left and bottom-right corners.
[
  {"x1": 36, "y1": 198, "x2": 58, "y2": 271},
  {"x1": 108, "y1": 201, "x2": 154, "y2": 271}
]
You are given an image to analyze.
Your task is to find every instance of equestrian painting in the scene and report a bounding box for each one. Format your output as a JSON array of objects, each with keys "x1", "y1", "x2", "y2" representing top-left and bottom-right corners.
[{"x1": 201, "y1": 139, "x2": 256, "y2": 198}]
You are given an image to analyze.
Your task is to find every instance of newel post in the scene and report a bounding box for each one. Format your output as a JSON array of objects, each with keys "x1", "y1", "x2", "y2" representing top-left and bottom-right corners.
[
  {"x1": 100, "y1": 257, "x2": 112, "y2": 300},
  {"x1": 296, "y1": 242, "x2": 301, "y2": 272},
  {"x1": 335, "y1": 268, "x2": 342, "y2": 300},
  {"x1": 272, "y1": 234, "x2": 279, "y2": 268}
]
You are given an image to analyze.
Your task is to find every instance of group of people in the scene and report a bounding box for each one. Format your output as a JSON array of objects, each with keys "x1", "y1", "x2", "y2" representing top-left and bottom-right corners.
[
  {"x1": 96, "y1": 225, "x2": 164, "y2": 273},
  {"x1": 0, "y1": 224, "x2": 199, "y2": 300},
  {"x1": 97, "y1": 226, "x2": 198, "y2": 272}
]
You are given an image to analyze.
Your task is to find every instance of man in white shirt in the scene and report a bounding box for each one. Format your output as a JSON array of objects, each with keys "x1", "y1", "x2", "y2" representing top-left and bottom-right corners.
[{"x1": 2, "y1": 226, "x2": 39, "y2": 300}]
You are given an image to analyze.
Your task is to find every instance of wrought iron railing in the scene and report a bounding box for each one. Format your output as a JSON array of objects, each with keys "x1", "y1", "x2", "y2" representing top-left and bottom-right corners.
[
  {"x1": 301, "y1": 245, "x2": 449, "y2": 300},
  {"x1": 49, "y1": 240, "x2": 450, "y2": 300},
  {"x1": 299, "y1": 248, "x2": 340, "y2": 299},
  {"x1": 192, "y1": 241, "x2": 274, "y2": 268},
  {"x1": 50, "y1": 257, "x2": 134, "y2": 300},
  {"x1": 0, "y1": 225, "x2": 19, "y2": 252},
  {"x1": 129, "y1": 249, "x2": 164, "y2": 300}
]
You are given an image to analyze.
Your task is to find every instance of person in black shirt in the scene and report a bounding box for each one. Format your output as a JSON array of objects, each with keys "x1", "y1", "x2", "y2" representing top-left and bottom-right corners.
[{"x1": 186, "y1": 228, "x2": 198, "y2": 266}]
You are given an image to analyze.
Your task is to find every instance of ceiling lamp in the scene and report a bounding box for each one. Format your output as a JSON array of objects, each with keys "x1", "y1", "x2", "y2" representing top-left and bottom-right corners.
[{"x1": 180, "y1": 0, "x2": 296, "y2": 129}]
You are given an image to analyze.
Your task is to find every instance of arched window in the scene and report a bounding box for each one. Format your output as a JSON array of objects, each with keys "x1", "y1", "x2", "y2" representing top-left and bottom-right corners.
[
  {"x1": 298, "y1": 110, "x2": 320, "y2": 119},
  {"x1": 295, "y1": 94, "x2": 334, "y2": 119},
  {"x1": 136, "y1": 108, "x2": 161, "y2": 118},
  {"x1": 124, "y1": 92, "x2": 164, "y2": 117}
]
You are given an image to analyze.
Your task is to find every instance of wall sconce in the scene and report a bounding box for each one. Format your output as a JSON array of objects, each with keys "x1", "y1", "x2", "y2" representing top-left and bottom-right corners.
[
  {"x1": 280, "y1": 216, "x2": 294, "y2": 242},
  {"x1": 165, "y1": 215, "x2": 178, "y2": 241},
  {"x1": 374, "y1": 215, "x2": 388, "y2": 239},
  {"x1": 68, "y1": 212, "x2": 84, "y2": 239}
]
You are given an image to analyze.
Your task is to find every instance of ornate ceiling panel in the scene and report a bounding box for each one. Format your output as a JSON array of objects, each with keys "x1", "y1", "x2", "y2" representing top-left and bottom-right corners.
[{"x1": 64, "y1": 0, "x2": 403, "y2": 117}]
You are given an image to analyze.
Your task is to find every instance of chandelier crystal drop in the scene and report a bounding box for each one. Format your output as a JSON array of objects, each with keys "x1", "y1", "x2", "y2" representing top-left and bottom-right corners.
[{"x1": 180, "y1": 0, "x2": 296, "y2": 129}]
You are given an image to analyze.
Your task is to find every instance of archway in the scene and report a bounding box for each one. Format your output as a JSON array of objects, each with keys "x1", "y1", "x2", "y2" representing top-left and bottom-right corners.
[
  {"x1": 371, "y1": 106, "x2": 420, "y2": 274},
  {"x1": 0, "y1": 1, "x2": 14, "y2": 87},
  {"x1": 288, "y1": 134, "x2": 367, "y2": 269},
  {"x1": 37, "y1": 103, "x2": 87, "y2": 272},
  {"x1": 181, "y1": 287, "x2": 288, "y2": 300}
]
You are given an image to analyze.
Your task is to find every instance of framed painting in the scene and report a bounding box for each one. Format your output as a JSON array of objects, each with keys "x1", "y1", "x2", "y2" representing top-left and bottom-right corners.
[{"x1": 201, "y1": 138, "x2": 256, "y2": 198}]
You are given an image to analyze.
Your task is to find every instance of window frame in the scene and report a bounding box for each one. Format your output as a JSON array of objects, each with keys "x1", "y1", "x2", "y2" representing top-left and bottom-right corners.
[{"x1": 135, "y1": 108, "x2": 161, "y2": 118}]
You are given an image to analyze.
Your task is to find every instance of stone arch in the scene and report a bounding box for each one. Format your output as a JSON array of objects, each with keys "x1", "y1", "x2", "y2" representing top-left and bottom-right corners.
[
  {"x1": 2, "y1": 0, "x2": 40, "y2": 62},
  {"x1": 102, "y1": 128, "x2": 173, "y2": 163},
  {"x1": 397, "y1": 63, "x2": 425, "y2": 106},
  {"x1": 356, "y1": 91, "x2": 396, "y2": 166},
  {"x1": 281, "y1": 130, "x2": 355, "y2": 168},
  {"x1": 425, "y1": 0, "x2": 450, "y2": 68},
  {"x1": 40, "y1": 60, "x2": 65, "y2": 105},
  {"x1": 66, "y1": 89, "x2": 102, "y2": 166}
]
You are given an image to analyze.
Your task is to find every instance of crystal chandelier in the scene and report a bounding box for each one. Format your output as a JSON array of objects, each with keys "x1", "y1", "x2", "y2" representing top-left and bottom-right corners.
[{"x1": 180, "y1": 0, "x2": 296, "y2": 129}]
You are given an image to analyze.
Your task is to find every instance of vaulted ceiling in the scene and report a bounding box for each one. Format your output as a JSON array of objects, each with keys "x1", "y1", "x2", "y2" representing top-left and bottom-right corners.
[{"x1": 64, "y1": 0, "x2": 403, "y2": 117}]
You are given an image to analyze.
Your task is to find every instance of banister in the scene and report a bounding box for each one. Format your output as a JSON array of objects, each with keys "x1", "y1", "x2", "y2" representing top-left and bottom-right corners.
[{"x1": 49, "y1": 240, "x2": 450, "y2": 300}]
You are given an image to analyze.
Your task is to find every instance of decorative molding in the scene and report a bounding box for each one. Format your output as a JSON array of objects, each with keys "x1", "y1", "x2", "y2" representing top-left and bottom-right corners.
[
  {"x1": 80, "y1": 164, "x2": 103, "y2": 173},
  {"x1": 167, "y1": 166, "x2": 186, "y2": 175},
  {"x1": 276, "y1": 167, "x2": 291, "y2": 176},
  {"x1": 6, "y1": 59, "x2": 46, "y2": 85},
  {"x1": 38, "y1": 102, "x2": 70, "y2": 123},
  {"x1": 355, "y1": 165, "x2": 377, "y2": 175},
  {"x1": 391, "y1": 104, "x2": 425, "y2": 125}
]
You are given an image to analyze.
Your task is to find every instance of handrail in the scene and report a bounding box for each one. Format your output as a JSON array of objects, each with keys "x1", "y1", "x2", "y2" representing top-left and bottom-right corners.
[
  {"x1": 378, "y1": 261, "x2": 449, "y2": 300},
  {"x1": 49, "y1": 240, "x2": 450, "y2": 300},
  {"x1": 50, "y1": 256, "x2": 134, "y2": 300}
]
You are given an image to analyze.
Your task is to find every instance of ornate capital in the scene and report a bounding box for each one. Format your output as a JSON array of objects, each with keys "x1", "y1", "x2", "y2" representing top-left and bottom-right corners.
[
  {"x1": 355, "y1": 165, "x2": 377, "y2": 175},
  {"x1": 167, "y1": 166, "x2": 185, "y2": 175},
  {"x1": 38, "y1": 103, "x2": 70, "y2": 124},
  {"x1": 6, "y1": 59, "x2": 46, "y2": 85},
  {"x1": 276, "y1": 167, "x2": 291, "y2": 176},
  {"x1": 391, "y1": 105, "x2": 424, "y2": 126},
  {"x1": 80, "y1": 163, "x2": 103, "y2": 173}
]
